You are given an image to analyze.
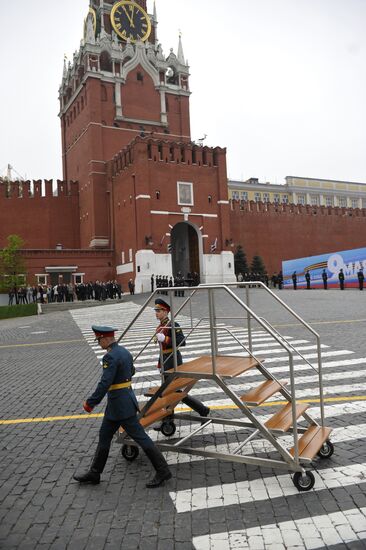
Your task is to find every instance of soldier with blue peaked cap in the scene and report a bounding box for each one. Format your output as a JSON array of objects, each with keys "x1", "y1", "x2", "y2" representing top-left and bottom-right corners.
[{"x1": 73, "y1": 325, "x2": 172, "y2": 488}]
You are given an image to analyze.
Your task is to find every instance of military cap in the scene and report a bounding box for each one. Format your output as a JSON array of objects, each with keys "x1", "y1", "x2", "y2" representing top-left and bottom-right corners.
[
  {"x1": 92, "y1": 325, "x2": 117, "y2": 339},
  {"x1": 154, "y1": 298, "x2": 170, "y2": 312}
]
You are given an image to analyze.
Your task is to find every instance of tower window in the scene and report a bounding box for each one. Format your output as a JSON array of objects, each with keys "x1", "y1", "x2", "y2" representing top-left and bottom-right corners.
[
  {"x1": 169, "y1": 146, "x2": 174, "y2": 161},
  {"x1": 147, "y1": 143, "x2": 152, "y2": 159},
  {"x1": 156, "y1": 191, "x2": 160, "y2": 200},
  {"x1": 137, "y1": 72, "x2": 144, "y2": 82},
  {"x1": 208, "y1": 195, "x2": 212, "y2": 203},
  {"x1": 158, "y1": 144, "x2": 163, "y2": 160}
]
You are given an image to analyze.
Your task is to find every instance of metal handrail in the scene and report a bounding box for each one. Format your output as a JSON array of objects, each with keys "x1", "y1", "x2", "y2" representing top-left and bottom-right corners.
[
  {"x1": 258, "y1": 316, "x2": 319, "y2": 373},
  {"x1": 199, "y1": 281, "x2": 326, "y2": 427},
  {"x1": 199, "y1": 281, "x2": 321, "y2": 341}
]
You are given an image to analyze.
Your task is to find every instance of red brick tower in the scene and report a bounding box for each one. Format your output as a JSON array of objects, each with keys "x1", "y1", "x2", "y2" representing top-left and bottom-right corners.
[{"x1": 59, "y1": 0, "x2": 235, "y2": 290}]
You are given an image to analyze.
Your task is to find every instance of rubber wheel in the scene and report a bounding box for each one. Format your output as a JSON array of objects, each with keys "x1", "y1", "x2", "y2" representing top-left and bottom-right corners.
[
  {"x1": 293, "y1": 471, "x2": 315, "y2": 491},
  {"x1": 317, "y1": 440, "x2": 334, "y2": 459},
  {"x1": 121, "y1": 444, "x2": 139, "y2": 462},
  {"x1": 161, "y1": 421, "x2": 176, "y2": 437}
]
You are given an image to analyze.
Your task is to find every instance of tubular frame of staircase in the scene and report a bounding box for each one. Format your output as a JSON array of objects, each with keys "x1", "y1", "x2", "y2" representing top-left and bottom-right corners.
[{"x1": 117, "y1": 284, "x2": 330, "y2": 475}]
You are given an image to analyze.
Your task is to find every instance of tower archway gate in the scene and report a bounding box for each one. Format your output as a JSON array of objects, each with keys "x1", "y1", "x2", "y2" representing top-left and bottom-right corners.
[{"x1": 116, "y1": 283, "x2": 333, "y2": 491}]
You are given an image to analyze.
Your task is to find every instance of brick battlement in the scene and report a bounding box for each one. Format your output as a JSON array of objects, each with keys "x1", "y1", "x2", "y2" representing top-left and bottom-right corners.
[
  {"x1": 0, "y1": 179, "x2": 78, "y2": 200},
  {"x1": 110, "y1": 136, "x2": 226, "y2": 177},
  {"x1": 230, "y1": 199, "x2": 366, "y2": 217}
]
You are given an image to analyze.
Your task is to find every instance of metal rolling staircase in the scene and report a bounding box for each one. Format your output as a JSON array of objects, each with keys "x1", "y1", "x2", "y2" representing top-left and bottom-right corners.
[{"x1": 116, "y1": 283, "x2": 334, "y2": 492}]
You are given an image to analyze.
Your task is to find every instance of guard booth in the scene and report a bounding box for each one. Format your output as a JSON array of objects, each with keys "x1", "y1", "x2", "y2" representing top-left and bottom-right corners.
[{"x1": 116, "y1": 283, "x2": 333, "y2": 491}]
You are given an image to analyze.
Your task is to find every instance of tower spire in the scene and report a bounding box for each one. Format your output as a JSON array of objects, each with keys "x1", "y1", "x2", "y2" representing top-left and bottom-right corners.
[
  {"x1": 153, "y1": 1, "x2": 158, "y2": 43},
  {"x1": 177, "y1": 31, "x2": 185, "y2": 64},
  {"x1": 63, "y1": 55, "x2": 68, "y2": 78}
]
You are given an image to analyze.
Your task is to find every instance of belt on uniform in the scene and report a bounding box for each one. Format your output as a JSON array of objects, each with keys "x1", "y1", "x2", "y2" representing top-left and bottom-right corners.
[
  {"x1": 162, "y1": 348, "x2": 173, "y2": 354},
  {"x1": 109, "y1": 381, "x2": 132, "y2": 391}
]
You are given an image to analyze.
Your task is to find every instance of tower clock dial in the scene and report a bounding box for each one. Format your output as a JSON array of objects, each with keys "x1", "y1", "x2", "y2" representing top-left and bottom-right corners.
[{"x1": 111, "y1": 1, "x2": 151, "y2": 43}]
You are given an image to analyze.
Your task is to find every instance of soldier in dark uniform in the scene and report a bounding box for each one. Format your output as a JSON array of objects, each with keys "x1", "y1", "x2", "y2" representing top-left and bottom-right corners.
[
  {"x1": 154, "y1": 299, "x2": 209, "y2": 427},
  {"x1": 338, "y1": 269, "x2": 345, "y2": 290},
  {"x1": 322, "y1": 269, "x2": 328, "y2": 289},
  {"x1": 73, "y1": 326, "x2": 172, "y2": 488},
  {"x1": 357, "y1": 268, "x2": 364, "y2": 290},
  {"x1": 305, "y1": 270, "x2": 311, "y2": 289},
  {"x1": 277, "y1": 271, "x2": 283, "y2": 290},
  {"x1": 292, "y1": 271, "x2": 297, "y2": 290}
]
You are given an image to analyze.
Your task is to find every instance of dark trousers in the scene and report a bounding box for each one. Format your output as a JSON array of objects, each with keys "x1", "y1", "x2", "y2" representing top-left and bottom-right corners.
[
  {"x1": 99, "y1": 415, "x2": 155, "y2": 452},
  {"x1": 323, "y1": 281, "x2": 327, "y2": 289},
  {"x1": 340, "y1": 281, "x2": 344, "y2": 290}
]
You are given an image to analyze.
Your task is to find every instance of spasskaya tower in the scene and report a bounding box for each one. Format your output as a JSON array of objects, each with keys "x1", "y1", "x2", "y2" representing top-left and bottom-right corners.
[{"x1": 59, "y1": 1, "x2": 234, "y2": 291}]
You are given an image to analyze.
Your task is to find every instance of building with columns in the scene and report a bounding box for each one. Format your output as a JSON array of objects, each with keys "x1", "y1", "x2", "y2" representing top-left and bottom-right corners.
[{"x1": 228, "y1": 176, "x2": 366, "y2": 209}]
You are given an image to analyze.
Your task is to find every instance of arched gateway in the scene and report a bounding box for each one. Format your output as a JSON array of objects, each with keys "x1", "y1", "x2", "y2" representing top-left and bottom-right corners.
[{"x1": 171, "y1": 222, "x2": 201, "y2": 283}]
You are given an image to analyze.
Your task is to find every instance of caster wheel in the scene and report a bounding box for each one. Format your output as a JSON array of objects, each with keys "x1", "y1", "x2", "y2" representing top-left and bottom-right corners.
[
  {"x1": 293, "y1": 471, "x2": 315, "y2": 492},
  {"x1": 317, "y1": 440, "x2": 334, "y2": 459},
  {"x1": 121, "y1": 444, "x2": 139, "y2": 462},
  {"x1": 161, "y1": 421, "x2": 176, "y2": 437}
]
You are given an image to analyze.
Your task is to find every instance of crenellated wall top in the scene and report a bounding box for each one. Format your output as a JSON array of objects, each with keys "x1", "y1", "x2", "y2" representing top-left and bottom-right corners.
[{"x1": 0, "y1": 179, "x2": 79, "y2": 199}]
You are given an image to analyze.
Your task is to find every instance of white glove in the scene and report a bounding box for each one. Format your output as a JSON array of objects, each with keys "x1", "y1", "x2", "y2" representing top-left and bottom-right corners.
[{"x1": 156, "y1": 332, "x2": 165, "y2": 343}]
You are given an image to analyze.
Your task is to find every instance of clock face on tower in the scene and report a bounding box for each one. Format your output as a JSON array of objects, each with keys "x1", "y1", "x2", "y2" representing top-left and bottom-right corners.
[{"x1": 111, "y1": 1, "x2": 151, "y2": 43}]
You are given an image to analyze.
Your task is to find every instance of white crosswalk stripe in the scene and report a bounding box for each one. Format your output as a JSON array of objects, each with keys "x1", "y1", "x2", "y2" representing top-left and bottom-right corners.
[
  {"x1": 71, "y1": 301, "x2": 366, "y2": 549},
  {"x1": 171, "y1": 461, "x2": 366, "y2": 514},
  {"x1": 192, "y1": 507, "x2": 366, "y2": 550}
]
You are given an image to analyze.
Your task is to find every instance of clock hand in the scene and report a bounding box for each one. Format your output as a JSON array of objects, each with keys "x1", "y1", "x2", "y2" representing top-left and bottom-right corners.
[{"x1": 122, "y1": 5, "x2": 135, "y2": 28}]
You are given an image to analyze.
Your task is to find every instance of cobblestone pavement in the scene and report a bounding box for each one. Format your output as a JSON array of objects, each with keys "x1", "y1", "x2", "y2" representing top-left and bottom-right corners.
[{"x1": 1, "y1": 288, "x2": 366, "y2": 549}]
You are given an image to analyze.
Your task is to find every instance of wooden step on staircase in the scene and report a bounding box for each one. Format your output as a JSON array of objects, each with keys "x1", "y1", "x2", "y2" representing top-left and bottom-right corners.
[
  {"x1": 289, "y1": 425, "x2": 333, "y2": 461},
  {"x1": 241, "y1": 379, "x2": 288, "y2": 406},
  {"x1": 165, "y1": 355, "x2": 260, "y2": 378},
  {"x1": 265, "y1": 402, "x2": 309, "y2": 432},
  {"x1": 144, "y1": 377, "x2": 197, "y2": 397},
  {"x1": 119, "y1": 391, "x2": 188, "y2": 433}
]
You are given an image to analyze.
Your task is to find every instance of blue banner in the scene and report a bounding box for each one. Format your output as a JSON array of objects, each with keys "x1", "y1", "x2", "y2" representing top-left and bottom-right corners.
[{"x1": 282, "y1": 247, "x2": 366, "y2": 289}]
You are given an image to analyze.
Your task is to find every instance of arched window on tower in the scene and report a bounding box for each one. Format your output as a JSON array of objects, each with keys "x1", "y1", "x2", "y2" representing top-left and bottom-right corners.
[
  {"x1": 158, "y1": 144, "x2": 163, "y2": 161},
  {"x1": 100, "y1": 51, "x2": 112, "y2": 73},
  {"x1": 101, "y1": 85, "x2": 108, "y2": 102}
]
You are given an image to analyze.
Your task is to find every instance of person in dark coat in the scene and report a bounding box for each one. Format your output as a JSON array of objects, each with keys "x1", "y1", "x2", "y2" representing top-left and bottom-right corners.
[
  {"x1": 357, "y1": 268, "x2": 364, "y2": 290},
  {"x1": 153, "y1": 299, "x2": 209, "y2": 428},
  {"x1": 338, "y1": 269, "x2": 345, "y2": 290},
  {"x1": 277, "y1": 271, "x2": 283, "y2": 290},
  {"x1": 73, "y1": 326, "x2": 172, "y2": 488},
  {"x1": 322, "y1": 269, "x2": 328, "y2": 289},
  {"x1": 151, "y1": 274, "x2": 154, "y2": 293},
  {"x1": 292, "y1": 271, "x2": 297, "y2": 290},
  {"x1": 305, "y1": 270, "x2": 311, "y2": 290}
]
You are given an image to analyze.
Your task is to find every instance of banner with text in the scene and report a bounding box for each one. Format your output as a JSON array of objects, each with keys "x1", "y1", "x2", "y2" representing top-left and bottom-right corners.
[{"x1": 282, "y1": 247, "x2": 366, "y2": 289}]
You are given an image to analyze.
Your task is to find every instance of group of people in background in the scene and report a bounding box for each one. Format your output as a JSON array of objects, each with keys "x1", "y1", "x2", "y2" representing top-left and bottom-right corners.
[
  {"x1": 290, "y1": 267, "x2": 364, "y2": 290},
  {"x1": 151, "y1": 272, "x2": 200, "y2": 297},
  {"x1": 8, "y1": 280, "x2": 125, "y2": 306}
]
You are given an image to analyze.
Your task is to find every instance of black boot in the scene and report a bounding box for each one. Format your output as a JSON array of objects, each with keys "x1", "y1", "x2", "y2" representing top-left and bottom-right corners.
[
  {"x1": 73, "y1": 446, "x2": 109, "y2": 484},
  {"x1": 144, "y1": 447, "x2": 172, "y2": 488},
  {"x1": 182, "y1": 396, "x2": 210, "y2": 418}
]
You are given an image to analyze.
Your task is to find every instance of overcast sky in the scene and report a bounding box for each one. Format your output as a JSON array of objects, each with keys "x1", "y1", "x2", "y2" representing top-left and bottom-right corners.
[{"x1": 0, "y1": 0, "x2": 365, "y2": 184}]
